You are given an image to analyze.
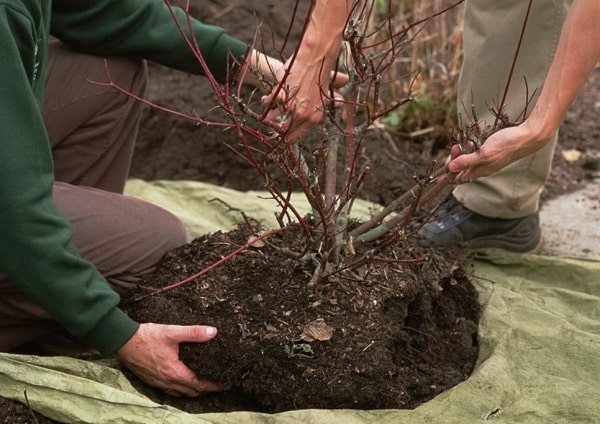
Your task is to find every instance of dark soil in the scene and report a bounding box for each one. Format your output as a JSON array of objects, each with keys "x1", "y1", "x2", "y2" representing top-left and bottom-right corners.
[
  {"x1": 123, "y1": 225, "x2": 479, "y2": 413},
  {"x1": 2, "y1": 0, "x2": 598, "y2": 422}
]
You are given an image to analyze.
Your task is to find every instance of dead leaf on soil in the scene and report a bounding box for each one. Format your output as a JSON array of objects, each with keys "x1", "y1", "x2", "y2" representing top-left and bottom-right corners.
[
  {"x1": 562, "y1": 149, "x2": 582, "y2": 163},
  {"x1": 247, "y1": 231, "x2": 270, "y2": 247},
  {"x1": 299, "y1": 318, "x2": 335, "y2": 342}
]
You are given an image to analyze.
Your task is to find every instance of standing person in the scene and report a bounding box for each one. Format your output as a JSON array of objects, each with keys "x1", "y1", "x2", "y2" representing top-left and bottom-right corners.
[
  {"x1": 421, "y1": 0, "x2": 600, "y2": 254},
  {"x1": 447, "y1": 0, "x2": 600, "y2": 183},
  {"x1": 268, "y1": 0, "x2": 599, "y2": 255},
  {"x1": 0, "y1": 0, "x2": 291, "y2": 397}
]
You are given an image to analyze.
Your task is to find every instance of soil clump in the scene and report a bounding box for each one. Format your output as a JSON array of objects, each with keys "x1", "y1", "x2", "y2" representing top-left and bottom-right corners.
[{"x1": 122, "y1": 225, "x2": 479, "y2": 413}]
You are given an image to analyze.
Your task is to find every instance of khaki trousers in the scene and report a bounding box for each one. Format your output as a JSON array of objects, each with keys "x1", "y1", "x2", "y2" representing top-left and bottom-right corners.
[
  {"x1": 0, "y1": 40, "x2": 187, "y2": 350},
  {"x1": 454, "y1": 0, "x2": 570, "y2": 218}
]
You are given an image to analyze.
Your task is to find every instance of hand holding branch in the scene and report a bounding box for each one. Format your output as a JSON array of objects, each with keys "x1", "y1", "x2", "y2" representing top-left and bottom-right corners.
[
  {"x1": 450, "y1": 0, "x2": 600, "y2": 183},
  {"x1": 261, "y1": 0, "x2": 352, "y2": 141}
]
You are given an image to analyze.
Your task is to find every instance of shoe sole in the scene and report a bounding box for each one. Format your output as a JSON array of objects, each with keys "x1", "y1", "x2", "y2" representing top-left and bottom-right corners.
[{"x1": 469, "y1": 235, "x2": 544, "y2": 257}]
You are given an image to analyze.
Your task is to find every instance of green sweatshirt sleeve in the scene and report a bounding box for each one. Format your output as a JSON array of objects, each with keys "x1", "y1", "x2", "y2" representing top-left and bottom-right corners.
[
  {"x1": 50, "y1": 0, "x2": 249, "y2": 83},
  {"x1": 0, "y1": 4, "x2": 138, "y2": 355},
  {"x1": 0, "y1": 0, "x2": 248, "y2": 356}
]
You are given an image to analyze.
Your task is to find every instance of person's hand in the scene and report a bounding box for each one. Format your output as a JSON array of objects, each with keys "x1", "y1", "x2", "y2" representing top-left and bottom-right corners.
[
  {"x1": 448, "y1": 121, "x2": 549, "y2": 183},
  {"x1": 116, "y1": 323, "x2": 224, "y2": 397},
  {"x1": 261, "y1": 59, "x2": 349, "y2": 142}
]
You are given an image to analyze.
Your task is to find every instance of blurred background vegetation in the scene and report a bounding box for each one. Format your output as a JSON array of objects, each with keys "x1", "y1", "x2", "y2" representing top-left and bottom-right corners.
[{"x1": 364, "y1": 0, "x2": 464, "y2": 150}]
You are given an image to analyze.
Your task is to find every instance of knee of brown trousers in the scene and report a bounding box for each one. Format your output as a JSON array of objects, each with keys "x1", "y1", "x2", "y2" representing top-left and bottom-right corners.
[
  {"x1": 44, "y1": 38, "x2": 149, "y2": 193},
  {"x1": 51, "y1": 182, "x2": 189, "y2": 287},
  {"x1": 0, "y1": 183, "x2": 188, "y2": 351}
]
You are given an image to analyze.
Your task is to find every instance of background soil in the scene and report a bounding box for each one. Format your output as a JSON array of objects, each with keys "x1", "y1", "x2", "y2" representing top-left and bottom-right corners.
[
  {"x1": 2, "y1": 0, "x2": 598, "y2": 422},
  {"x1": 130, "y1": 0, "x2": 599, "y2": 203}
]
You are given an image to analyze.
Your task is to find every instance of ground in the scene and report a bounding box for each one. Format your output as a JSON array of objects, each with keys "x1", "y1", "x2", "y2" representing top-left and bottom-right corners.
[{"x1": 2, "y1": 0, "x2": 599, "y2": 422}]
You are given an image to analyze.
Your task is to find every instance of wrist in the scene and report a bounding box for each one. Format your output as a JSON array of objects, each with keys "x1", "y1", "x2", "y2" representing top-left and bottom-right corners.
[
  {"x1": 509, "y1": 118, "x2": 555, "y2": 159},
  {"x1": 521, "y1": 111, "x2": 558, "y2": 145},
  {"x1": 245, "y1": 50, "x2": 282, "y2": 87},
  {"x1": 81, "y1": 308, "x2": 139, "y2": 356}
]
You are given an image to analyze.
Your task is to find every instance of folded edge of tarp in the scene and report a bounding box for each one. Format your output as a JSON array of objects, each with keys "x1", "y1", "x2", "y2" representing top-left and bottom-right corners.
[{"x1": 122, "y1": 179, "x2": 382, "y2": 239}]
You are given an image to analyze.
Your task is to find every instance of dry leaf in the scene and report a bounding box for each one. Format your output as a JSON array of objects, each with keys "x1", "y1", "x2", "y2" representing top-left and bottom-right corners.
[
  {"x1": 247, "y1": 237, "x2": 265, "y2": 247},
  {"x1": 562, "y1": 149, "x2": 582, "y2": 163},
  {"x1": 300, "y1": 318, "x2": 335, "y2": 342}
]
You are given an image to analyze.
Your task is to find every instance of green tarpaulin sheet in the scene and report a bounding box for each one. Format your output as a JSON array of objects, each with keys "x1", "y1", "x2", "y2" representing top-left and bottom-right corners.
[{"x1": 1, "y1": 180, "x2": 598, "y2": 423}]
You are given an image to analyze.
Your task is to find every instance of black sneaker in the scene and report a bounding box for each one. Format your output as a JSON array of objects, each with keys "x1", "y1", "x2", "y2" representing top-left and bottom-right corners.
[{"x1": 419, "y1": 196, "x2": 543, "y2": 255}]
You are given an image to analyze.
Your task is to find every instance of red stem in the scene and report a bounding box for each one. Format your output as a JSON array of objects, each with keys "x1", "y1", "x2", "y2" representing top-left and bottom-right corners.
[{"x1": 147, "y1": 228, "x2": 286, "y2": 296}]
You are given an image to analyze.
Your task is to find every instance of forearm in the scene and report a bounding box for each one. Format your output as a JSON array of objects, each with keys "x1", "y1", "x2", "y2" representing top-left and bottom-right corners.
[
  {"x1": 52, "y1": 0, "x2": 248, "y2": 83},
  {"x1": 299, "y1": 0, "x2": 352, "y2": 63},
  {"x1": 525, "y1": 0, "x2": 600, "y2": 144},
  {"x1": 293, "y1": 0, "x2": 352, "y2": 86},
  {"x1": 242, "y1": 49, "x2": 283, "y2": 88}
]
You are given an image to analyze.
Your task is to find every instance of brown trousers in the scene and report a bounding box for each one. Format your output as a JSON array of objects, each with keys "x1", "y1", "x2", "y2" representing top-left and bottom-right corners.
[{"x1": 0, "y1": 40, "x2": 188, "y2": 350}]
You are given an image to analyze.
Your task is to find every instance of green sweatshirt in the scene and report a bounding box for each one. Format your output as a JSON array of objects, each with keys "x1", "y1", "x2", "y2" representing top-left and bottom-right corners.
[{"x1": 0, "y1": 0, "x2": 248, "y2": 355}]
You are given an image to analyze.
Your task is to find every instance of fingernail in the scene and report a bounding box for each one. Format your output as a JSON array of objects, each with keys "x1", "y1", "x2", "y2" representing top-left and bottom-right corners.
[{"x1": 206, "y1": 326, "x2": 217, "y2": 336}]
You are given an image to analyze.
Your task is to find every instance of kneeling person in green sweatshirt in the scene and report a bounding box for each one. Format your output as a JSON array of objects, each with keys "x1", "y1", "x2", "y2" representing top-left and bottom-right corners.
[{"x1": 0, "y1": 0, "x2": 288, "y2": 397}]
